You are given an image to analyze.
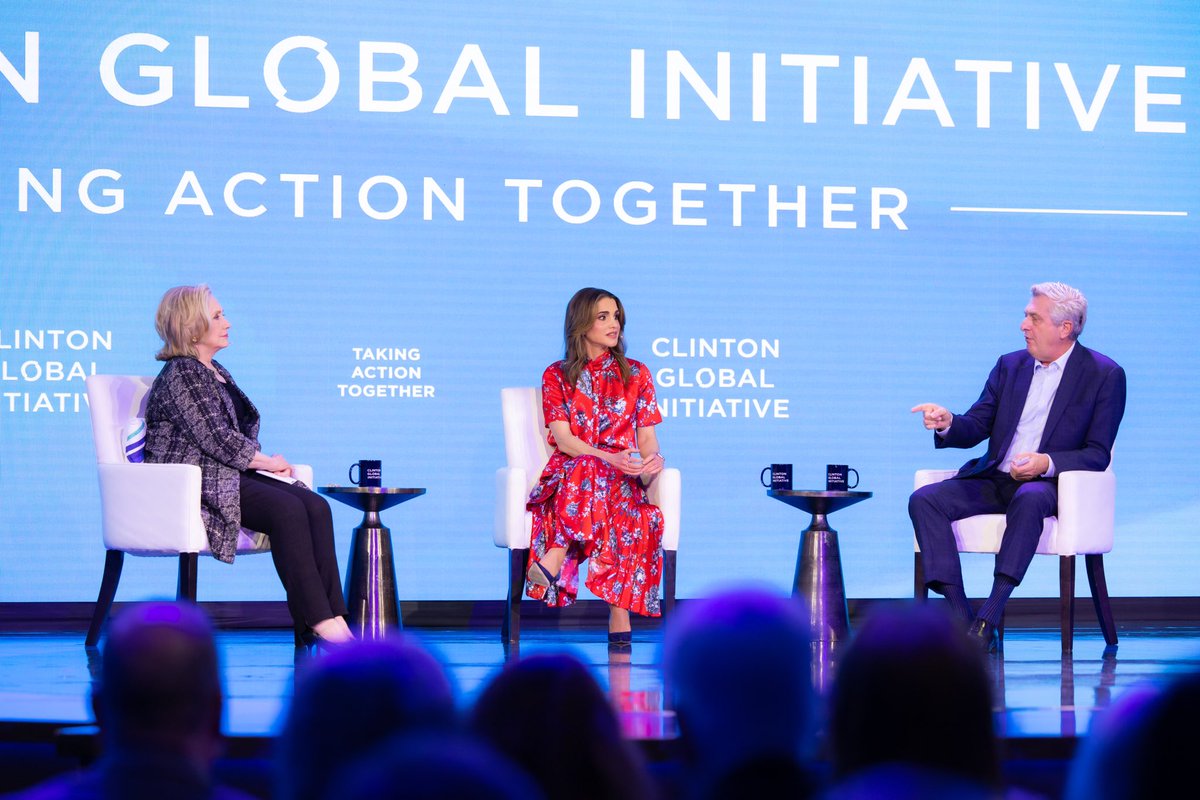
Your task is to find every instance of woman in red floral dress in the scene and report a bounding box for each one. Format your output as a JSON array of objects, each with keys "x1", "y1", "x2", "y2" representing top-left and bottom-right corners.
[{"x1": 526, "y1": 288, "x2": 666, "y2": 649}]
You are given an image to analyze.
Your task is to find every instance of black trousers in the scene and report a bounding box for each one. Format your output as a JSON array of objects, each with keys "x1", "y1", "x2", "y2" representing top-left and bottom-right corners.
[
  {"x1": 908, "y1": 471, "x2": 1058, "y2": 589},
  {"x1": 239, "y1": 472, "x2": 347, "y2": 630}
]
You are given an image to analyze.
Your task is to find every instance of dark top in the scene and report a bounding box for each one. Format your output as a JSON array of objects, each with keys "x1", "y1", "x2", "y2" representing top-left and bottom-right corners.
[{"x1": 221, "y1": 379, "x2": 254, "y2": 433}]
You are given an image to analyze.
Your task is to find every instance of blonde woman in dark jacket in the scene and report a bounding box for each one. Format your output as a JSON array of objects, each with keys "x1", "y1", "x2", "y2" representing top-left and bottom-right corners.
[{"x1": 144, "y1": 285, "x2": 352, "y2": 647}]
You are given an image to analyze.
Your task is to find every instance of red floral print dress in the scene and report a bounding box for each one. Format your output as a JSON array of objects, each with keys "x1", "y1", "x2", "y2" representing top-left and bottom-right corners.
[{"x1": 526, "y1": 352, "x2": 664, "y2": 616}]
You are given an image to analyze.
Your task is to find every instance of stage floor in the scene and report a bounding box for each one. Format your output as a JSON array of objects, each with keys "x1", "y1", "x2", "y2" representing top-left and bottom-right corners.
[{"x1": 2, "y1": 624, "x2": 1199, "y2": 757}]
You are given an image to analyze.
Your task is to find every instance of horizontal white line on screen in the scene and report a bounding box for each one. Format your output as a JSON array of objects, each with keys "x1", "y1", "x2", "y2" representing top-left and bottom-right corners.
[{"x1": 950, "y1": 206, "x2": 1188, "y2": 217}]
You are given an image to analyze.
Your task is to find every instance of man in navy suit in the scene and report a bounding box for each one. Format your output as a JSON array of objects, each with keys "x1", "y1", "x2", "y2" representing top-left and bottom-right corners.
[{"x1": 909, "y1": 282, "x2": 1126, "y2": 649}]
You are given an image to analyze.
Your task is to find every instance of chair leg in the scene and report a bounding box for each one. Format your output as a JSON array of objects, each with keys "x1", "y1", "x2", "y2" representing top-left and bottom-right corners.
[
  {"x1": 177, "y1": 553, "x2": 199, "y2": 602},
  {"x1": 914, "y1": 553, "x2": 928, "y2": 600},
  {"x1": 502, "y1": 548, "x2": 528, "y2": 645},
  {"x1": 85, "y1": 550, "x2": 125, "y2": 647},
  {"x1": 1060, "y1": 556, "x2": 1076, "y2": 654},
  {"x1": 662, "y1": 549, "x2": 678, "y2": 619},
  {"x1": 1085, "y1": 554, "x2": 1118, "y2": 647}
]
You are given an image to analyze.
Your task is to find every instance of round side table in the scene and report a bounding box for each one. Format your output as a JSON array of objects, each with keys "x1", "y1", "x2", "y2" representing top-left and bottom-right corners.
[
  {"x1": 767, "y1": 489, "x2": 872, "y2": 644},
  {"x1": 319, "y1": 486, "x2": 425, "y2": 640}
]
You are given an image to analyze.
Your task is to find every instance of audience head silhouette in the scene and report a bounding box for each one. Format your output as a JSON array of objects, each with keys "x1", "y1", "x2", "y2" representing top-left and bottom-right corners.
[
  {"x1": 93, "y1": 600, "x2": 223, "y2": 764},
  {"x1": 662, "y1": 586, "x2": 816, "y2": 797},
  {"x1": 1065, "y1": 670, "x2": 1200, "y2": 800},
  {"x1": 331, "y1": 732, "x2": 544, "y2": 800},
  {"x1": 827, "y1": 603, "x2": 998, "y2": 797},
  {"x1": 275, "y1": 636, "x2": 456, "y2": 800},
  {"x1": 469, "y1": 652, "x2": 653, "y2": 800},
  {"x1": 5, "y1": 602, "x2": 253, "y2": 799}
]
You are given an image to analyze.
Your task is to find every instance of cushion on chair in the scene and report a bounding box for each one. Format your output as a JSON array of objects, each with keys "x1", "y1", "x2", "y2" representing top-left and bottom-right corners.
[
  {"x1": 122, "y1": 418, "x2": 146, "y2": 463},
  {"x1": 949, "y1": 514, "x2": 1057, "y2": 555}
]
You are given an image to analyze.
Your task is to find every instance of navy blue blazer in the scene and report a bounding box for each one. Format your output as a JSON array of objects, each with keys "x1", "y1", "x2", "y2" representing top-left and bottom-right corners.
[{"x1": 936, "y1": 344, "x2": 1126, "y2": 478}]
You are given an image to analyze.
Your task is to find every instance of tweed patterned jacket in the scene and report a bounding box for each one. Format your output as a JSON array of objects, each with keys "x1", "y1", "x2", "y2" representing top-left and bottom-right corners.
[{"x1": 144, "y1": 357, "x2": 260, "y2": 563}]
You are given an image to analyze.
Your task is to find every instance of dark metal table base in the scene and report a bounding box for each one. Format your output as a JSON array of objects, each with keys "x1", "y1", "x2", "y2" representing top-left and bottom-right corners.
[
  {"x1": 794, "y1": 517, "x2": 850, "y2": 644},
  {"x1": 345, "y1": 521, "x2": 401, "y2": 639}
]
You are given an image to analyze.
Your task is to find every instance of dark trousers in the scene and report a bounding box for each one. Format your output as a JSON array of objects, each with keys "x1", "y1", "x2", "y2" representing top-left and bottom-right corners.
[
  {"x1": 908, "y1": 472, "x2": 1057, "y2": 588},
  {"x1": 240, "y1": 472, "x2": 347, "y2": 630}
]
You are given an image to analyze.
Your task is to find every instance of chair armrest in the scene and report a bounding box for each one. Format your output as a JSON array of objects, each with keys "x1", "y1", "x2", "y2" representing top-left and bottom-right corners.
[
  {"x1": 914, "y1": 469, "x2": 958, "y2": 491},
  {"x1": 1055, "y1": 469, "x2": 1116, "y2": 555},
  {"x1": 97, "y1": 462, "x2": 208, "y2": 553},
  {"x1": 648, "y1": 467, "x2": 681, "y2": 552},
  {"x1": 293, "y1": 463, "x2": 314, "y2": 488},
  {"x1": 494, "y1": 467, "x2": 531, "y2": 549}
]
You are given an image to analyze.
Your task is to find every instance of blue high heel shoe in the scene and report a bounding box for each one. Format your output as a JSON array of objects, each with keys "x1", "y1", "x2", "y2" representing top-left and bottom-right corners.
[{"x1": 526, "y1": 560, "x2": 559, "y2": 587}]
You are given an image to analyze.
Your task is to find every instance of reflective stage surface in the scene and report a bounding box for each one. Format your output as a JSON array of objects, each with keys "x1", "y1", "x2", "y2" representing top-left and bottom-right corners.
[{"x1": 2, "y1": 624, "x2": 1199, "y2": 751}]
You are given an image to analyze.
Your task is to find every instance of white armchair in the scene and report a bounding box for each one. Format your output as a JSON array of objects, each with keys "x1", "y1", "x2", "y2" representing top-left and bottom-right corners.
[
  {"x1": 494, "y1": 387, "x2": 681, "y2": 644},
  {"x1": 912, "y1": 463, "x2": 1118, "y2": 653},
  {"x1": 83, "y1": 374, "x2": 313, "y2": 646}
]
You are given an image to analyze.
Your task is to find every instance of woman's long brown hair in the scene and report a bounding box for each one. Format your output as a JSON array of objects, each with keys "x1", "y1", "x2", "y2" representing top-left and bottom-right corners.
[{"x1": 562, "y1": 287, "x2": 631, "y2": 386}]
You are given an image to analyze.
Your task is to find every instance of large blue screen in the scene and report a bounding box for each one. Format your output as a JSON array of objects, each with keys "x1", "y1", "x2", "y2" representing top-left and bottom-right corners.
[{"x1": 1, "y1": 2, "x2": 1196, "y2": 604}]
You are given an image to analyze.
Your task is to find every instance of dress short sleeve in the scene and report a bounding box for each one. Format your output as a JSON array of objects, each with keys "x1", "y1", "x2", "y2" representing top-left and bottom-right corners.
[
  {"x1": 633, "y1": 362, "x2": 663, "y2": 427},
  {"x1": 542, "y1": 362, "x2": 569, "y2": 424}
]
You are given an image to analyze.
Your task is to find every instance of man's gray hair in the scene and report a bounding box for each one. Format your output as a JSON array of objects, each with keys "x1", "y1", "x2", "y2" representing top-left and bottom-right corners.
[{"x1": 1031, "y1": 282, "x2": 1087, "y2": 340}]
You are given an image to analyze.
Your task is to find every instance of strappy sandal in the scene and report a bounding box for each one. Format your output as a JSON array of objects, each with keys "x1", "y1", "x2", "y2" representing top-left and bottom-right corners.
[{"x1": 526, "y1": 560, "x2": 559, "y2": 587}]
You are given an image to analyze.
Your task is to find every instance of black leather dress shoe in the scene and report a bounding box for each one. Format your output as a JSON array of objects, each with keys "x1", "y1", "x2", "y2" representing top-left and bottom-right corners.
[{"x1": 966, "y1": 618, "x2": 1000, "y2": 653}]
